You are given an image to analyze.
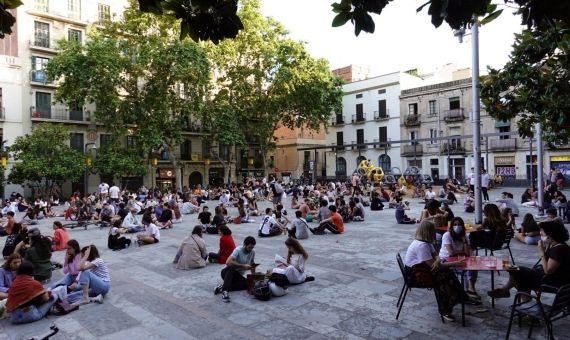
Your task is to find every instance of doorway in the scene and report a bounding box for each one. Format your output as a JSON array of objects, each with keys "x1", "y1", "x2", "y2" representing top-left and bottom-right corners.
[{"x1": 188, "y1": 171, "x2": 203, "y2": 187}]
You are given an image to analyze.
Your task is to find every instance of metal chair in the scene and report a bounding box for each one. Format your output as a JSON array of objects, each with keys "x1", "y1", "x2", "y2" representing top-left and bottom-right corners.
[
  {"x1": 474, "y1": 227, "x2": 516, "y2": 265},
  {"x1": 395, "y1": 253, "x2": 444, "y2": 322},
  {"x1": 505, "y1": 284, "x2": 570, "y2": 339}
]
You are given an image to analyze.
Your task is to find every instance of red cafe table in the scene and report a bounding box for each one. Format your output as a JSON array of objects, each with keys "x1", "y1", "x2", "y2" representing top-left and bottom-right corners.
[{"x1": 446, "y1": 256, "x2": 517, "y2": 326}]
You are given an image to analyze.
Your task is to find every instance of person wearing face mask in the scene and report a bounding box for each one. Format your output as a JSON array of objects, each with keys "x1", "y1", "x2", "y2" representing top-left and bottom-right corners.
[
  {"x1": 439, "y1": 217, "x2": 479, "y2": 300},
  {"x1": 488, "y1": 220, "x2": 570, "y2": 299}
]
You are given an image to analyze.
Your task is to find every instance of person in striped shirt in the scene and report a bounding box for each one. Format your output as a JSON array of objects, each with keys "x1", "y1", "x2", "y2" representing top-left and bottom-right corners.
[{"x1": 68, "y1": 245, "x2": 110, "y2": 306}]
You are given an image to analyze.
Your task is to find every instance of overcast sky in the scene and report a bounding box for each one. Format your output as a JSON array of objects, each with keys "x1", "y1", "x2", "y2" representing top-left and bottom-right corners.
[{"x1": 261, "y1": 0, "x2": 523, "y2": 76}]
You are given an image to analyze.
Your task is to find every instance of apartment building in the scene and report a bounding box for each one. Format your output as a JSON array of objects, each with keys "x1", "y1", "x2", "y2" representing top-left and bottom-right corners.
[
  {"x1": 0, "y1": 0, "x2": 224, "y2": 195},
  {"x1": 324, "y1": 69, "x2": 425, "y2": 179}
]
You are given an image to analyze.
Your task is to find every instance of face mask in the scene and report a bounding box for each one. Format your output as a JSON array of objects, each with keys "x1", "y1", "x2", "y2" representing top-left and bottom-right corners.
[
  {"x1": 541, "y1": 236, "x2": 549, "y2": 243},
  {"x1": 453, "y1": 225, "x2": 463, "y2": 235}
]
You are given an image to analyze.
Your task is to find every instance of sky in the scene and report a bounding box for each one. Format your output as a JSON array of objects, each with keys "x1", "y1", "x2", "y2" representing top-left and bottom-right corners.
[{"x1": 261, "y1": 0, "x2": 523, "y2": 76}]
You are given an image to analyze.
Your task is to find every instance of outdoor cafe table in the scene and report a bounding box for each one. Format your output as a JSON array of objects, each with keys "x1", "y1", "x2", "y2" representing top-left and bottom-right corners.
[{"x1": 446, "y1": 256, "x2": 517, "y2": 326}]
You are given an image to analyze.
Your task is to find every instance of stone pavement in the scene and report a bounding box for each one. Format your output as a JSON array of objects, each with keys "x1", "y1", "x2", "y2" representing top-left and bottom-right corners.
[{"x1": 1, "y1": 187, "x2": 570, "y2": 340}]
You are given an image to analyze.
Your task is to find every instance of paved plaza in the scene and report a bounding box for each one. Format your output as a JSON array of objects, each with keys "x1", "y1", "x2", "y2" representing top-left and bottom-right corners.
[{"x1": 1, "y1": 187, "x2": 569, "y2": 339}]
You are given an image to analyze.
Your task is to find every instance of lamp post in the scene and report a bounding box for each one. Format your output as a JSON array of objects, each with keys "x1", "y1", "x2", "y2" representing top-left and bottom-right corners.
[
  {"x1": 0, "y1": 143, "x2": 7, "y2": 200},
  {"x1": 204, "y1": 157, "x2": 210, "y2": 187},
  {"x1": 84, "y1": 143, "x2": 97, "y2": 197}
]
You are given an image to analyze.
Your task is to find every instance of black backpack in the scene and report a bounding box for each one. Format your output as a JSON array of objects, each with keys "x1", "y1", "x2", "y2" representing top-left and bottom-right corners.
[{"x1": 253, "y1": 280, "x2": 271, "y2": 301}]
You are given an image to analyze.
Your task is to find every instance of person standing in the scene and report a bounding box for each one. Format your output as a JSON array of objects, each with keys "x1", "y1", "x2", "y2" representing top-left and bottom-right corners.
[
  {"x1": 214, "y1": 236, "x2": 257, "y2": 303},
  {"x1": 467, "y1": 167, "x2": 475, "y2": 193},
  {"x1": 481, "y1": 169, "x2": 490, "y2": 202},
  {"x1": 108, "y1": 183, "x2": 120, "y2": 209},
  {"x1": 98, "y1": 182, "x2": 109, "y2": 201}
]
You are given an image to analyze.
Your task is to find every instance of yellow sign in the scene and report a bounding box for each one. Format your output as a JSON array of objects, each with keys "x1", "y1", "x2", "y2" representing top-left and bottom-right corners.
[
  {"x1": 550, "y1": 156, "x2": 570, "y2": 162},
  {"x1": 191, "y1": 154, "x2": 199, "y2": 161},
  {"x1": 495, "y1": 156, "x2": 515, "y2": 165}
]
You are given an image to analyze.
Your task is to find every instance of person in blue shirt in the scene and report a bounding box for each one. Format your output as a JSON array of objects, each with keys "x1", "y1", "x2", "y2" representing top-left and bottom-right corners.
[{"x1": 214, "y1": 236, "x2": 256, "y2": 303}]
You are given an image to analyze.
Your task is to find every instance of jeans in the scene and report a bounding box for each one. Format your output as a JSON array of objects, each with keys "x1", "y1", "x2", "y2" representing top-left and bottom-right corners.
[
  {"x1": 68, "y1": 271, "x2": 111, "y2": 303},
  {"x1": 482, "y1": 187, "x2": 489, "y2": 201},
  {"x1": 49, "y1": 274, "x2": 77, "y2": 289},
  {"x1": 10, "y1": 297, "x2": 55, "y2": 324},
  {"x1": 221, "y1": 267, "x2": 247, "y2": 292}
]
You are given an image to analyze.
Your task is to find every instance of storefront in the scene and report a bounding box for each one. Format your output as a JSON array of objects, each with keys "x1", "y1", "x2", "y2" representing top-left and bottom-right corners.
[
  {"x1": 550, "y1": 156, "x2": 570, "y2": 182},
  {"x1": 208, "y1": 168, "x2": 224, "y2": 187},
  {"x1": 156, "y1": 168, "x2": 175, "y2": 192},
  {"x1": 495, "y1": 156, "x2": 516, "y2": 179}
]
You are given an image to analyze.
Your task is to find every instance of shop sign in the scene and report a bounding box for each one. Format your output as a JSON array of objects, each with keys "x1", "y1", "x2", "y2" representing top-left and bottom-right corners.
[
  {"x1": 550, "y1": 156, "x2": 570, "y2": 162},
  {"x1": 496, "y1": 166, "x2": 516, "y2": 177},
  {"x1": 158, "y1": 169, "x2": 175, "y2": 178},
  {"x1": 495, "y1": 156, "x2": 515, "y2": 165}
]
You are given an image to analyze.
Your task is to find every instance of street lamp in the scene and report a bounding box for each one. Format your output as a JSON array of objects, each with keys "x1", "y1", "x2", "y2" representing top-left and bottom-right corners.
[
  {"x1": 84, "y1": 143, "x2": 97, "y2": 196},
  {"x1": 454, "y1": 18, "x2": 482, "y2": 224}
]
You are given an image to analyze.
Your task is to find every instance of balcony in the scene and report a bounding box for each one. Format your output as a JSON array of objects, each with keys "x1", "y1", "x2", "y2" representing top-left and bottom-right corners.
[
  {"x1": 404, "y1": 114, "x2": 420, "y2": 127},
  {"x1": 489, "y1": 138, "x2": 517, "y2": 152},
  {"x1": 29, "y1": 38, "x2": 57, "y2": 53},
  {"x1": 30, "y1": 70, "x2": 54, "y2": 85},
  {"x1": 373, "y1": 110, "x2": 390, "y2": 120},
  {"x1": 373, "y1": 139, "x2": 391, "y2": 149},
  {"x1": 180, "y1": 152, "x2": 202, "y2": 161},
  {"x1": 495, "y1": 119, "x2": 511, "y2": 128},
  {"x1": 30, "y1": 106, "x2": 91, "y2": 123},
  {"x1": 351, "y1": 113, "x2": 366, "y2": 124},
  {"x1": 401, "y1": 143, "x2": 423, "y2": 156},
  {"x1": 333, "y1": 142, "x2": 347, "y2": 151},
  {"x1": 441, "y1": 142, "x2": 466, "y2": 154},
  {"x1": 444, "y1": 108, "x2": 465, "y2": 122},
  {"x1": 184, "y1": 123, "x2": 202, "y2": 133},
  {"x1": 351, "y1": 140, "x2": 368, "y2": 150},
  {"x1": 330, "y1": 116, "x2": 345, "y2": 126}
]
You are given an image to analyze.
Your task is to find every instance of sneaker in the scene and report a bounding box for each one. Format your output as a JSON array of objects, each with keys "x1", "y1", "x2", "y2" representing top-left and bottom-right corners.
[
  {"x1": 487, "y1": 288, "x2": 510, "y2": 299},
  {"x1": 91, "y1": 294, "x2": 103, "y2": 304},
  {"x1": 466, "y1": 290, "x2": 481, "y2": 300},
  {"x1": 221, "y1": 291, "x2": 230, "y2": 303},
  {"x1": 464, "y1": 298, "x2": 482, "y2": 306},
  {"x1": 71, "y1": 297, "x2": 91, "y2": 307},
  {"x1": 442, "y1": 314, "x2": 455, "y2": 322},
  {"x1": 214, "y1": 285, "x2": 223, "y2": 295},
  {"x1": 304, "y1": 276, "x2": 315, "y2": 282}
]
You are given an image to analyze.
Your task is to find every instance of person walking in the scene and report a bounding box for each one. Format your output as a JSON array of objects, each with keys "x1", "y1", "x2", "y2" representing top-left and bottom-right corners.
[{"x1": 481, "y1": 169, "x2": 490, "y2": 202}]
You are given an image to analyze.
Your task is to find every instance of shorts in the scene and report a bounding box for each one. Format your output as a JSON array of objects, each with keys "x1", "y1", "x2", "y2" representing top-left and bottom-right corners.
[{"x1": 272, "y1": 196, "x2": 282, "y2": 205}]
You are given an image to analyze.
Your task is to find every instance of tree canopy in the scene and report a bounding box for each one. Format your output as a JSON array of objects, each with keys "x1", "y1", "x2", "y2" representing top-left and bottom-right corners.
[{"x1": 7, "y1": 123, "x2": 84, "y2": 196}]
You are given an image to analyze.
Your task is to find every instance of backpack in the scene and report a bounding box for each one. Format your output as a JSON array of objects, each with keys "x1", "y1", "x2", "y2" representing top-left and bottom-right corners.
[
  {"x1": 272, "y1": 182, "x2": 283, "y2": 195},
  {"x1": 253, "y1": 280, "x2": 271, "y2": 301}
]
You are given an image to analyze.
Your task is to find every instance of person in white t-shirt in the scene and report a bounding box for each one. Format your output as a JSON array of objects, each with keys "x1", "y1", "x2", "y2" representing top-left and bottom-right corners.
[
  {"x1": 466, "y1": 168, "x2": 474, "y2": 192},
  {"x1": 424, "y1": 187, "x2": 436, "y2": 202},
  {"x1": 98, "y1": 182, "x2": 109, "y2": 200},
  {"x1": 481, "y1": 169, "x2": 490, "y2": 202},
  {"x1": 137, "y1": 214, "x2": 160, "y2": 245},
  {"x1": 258, "y1": 208, "x2": 284, "y2": 237},
  {"x1": 404, "y1": 220, "x2": 476, "y2": 322}
]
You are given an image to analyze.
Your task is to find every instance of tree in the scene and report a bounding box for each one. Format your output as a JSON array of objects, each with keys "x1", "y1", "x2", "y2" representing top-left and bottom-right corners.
[
  {"x1": 7, "y1": 123, "x2": 84, "y2": 197},
  {"x1": 0, "y1": 0, "x2": 21, "y2": 38},
  {"x1": 203, "y1": 0, "x2": 343, "y2": 178},
  {"x1": 46, "y1": 0, "x2": 210, "y2": 191},
  {"x1": 92, "y1": 143, "x2": 148, "y2": 190}
]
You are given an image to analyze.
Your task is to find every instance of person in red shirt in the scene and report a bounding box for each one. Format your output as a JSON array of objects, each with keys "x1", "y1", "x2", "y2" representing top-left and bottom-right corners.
[
  {"x1": 310, "y1": 205, "x2": 344, "y2": 235},
  {"x1": 51, "y1": 221, "x2": 69, "y2": 251},
  {"x1": 208, "y1": 224, "x2": 236, "y2": 264}
]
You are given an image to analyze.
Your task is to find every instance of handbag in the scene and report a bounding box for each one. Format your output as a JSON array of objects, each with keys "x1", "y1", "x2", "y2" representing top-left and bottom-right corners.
[{"x1": 246, "y1": 273, "x2": 266, "y2": 294}]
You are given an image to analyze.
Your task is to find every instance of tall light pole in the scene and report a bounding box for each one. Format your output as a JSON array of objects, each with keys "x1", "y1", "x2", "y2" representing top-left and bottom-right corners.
[
  {"x1": 536, "y1": 123, "x2": 545, "y2": 215},
  {"x1": 454, "y1": 17, "x2": 482, "y2": 223},
  {"x1": 84, "y1": 143, "x2": 97, "y2": 196}
]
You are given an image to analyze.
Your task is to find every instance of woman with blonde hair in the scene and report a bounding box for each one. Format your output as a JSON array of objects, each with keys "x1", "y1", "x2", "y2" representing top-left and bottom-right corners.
[
  {"x1": 271, "y1": 238, "x2": 314, "y2": 284},
  {"x1": 404, "y1": 220, "x2": 479, "y2": 322}
]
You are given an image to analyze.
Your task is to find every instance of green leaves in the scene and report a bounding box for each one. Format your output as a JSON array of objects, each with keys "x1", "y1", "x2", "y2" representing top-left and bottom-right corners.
[
  {"x1": 479, "y1": 4, "x2": 503, "y2": 26},
  {"x1": 330, "y1": 0, "x2": 389, "y2": 35},
  {"x1": 0, "y1": 0, "x2": 23, "y2": 38}
]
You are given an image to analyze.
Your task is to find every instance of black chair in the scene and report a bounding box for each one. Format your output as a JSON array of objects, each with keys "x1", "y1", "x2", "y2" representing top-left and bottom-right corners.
[
  {"x1": 474, "y1": 228, "x2": 516, "y2": 265},
  {"x1": 505, "y1": 284, "x2": 570, "y2": 339},
  {"x1": 395, "y1": 253, "x2": 444, "y2": 323}
]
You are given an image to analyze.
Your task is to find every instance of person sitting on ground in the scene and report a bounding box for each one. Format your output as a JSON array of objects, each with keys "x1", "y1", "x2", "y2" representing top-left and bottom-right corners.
[
  {"x1": 121, "y1": 208, "x2": 142, "y2": 233},
  {"x1": 21, "y1": 208, "x2": 38, "y2": 226},
  {"x1": 214, "y1": 236, "x2": 257, "y2": 303},
  {"x1": 488, "y1": 220, "x2": 570, "y2": 299},
  {"x1": 99, "y1": 202, "x2": 114, "y2": 224},
  {"x1": 50, "y1": 239, "x2": 82, "y2": 289},
  {"x1": 0, "y1": 253, "x2": 21, "y2": 300},
  {"x1": 354, "y1": 198, "x2": 366, "y2": 220},
  {"x1": 395, "y1": 202, "x2": 416, "y2": 224},
  {"x1": 441, "y1": 202, "x2": 455, "y2": 224},
  {"x1": 49, "y1": 221, "x2": 69, "y2": 251},
  {"x1": 289, "y1": 210, "x2": 310, "y2": 240},
  {"x1": 181, "y1": 198, "x2": 199, "y2": 215},
  {"x1": 464, "y1": 191, "x2": 475, "y2": 213},
  {"x1": 272, "y1": 238, "x2": 314, "y2": 284},
  {"x1": 424, "y1": 187, "x2": 436, "y2": 202},
  {"x1": 544, "y1": 207, "x2": 562, "y2": 222},
  {"x1": 273, "y1": 204, "x2": 288, "y2": 226},
  {"x1": 496, "y1": 192, "x2": 519, "y2": 217},
  {"x1": 207, "y1": 205, "x2": 225, "y2": 234},
  {"x1": 420, "y1": 199, "x2": 448, "y2": 226},
  {"x1": 501, "y1": 207, "x2": 516, "y2": 230},
  {"x1": 208, "y1": 224, "x2": 236, "y2": 264},
  {"x1": 297, "y1": 198, "x2": 314, "y2": 222},
  {"x1": 171, "y1": 203, "x2": 183, "y2": 224},
  {"x1": 521, "y1": 187, "x2": 533, "y2": 204},
  {"x1": 370, "y1": 192, "x2": 384, "y2": 211},
  {"x1": 156, "y1": 203, "x2": 173, "y2": 229},
  {"x1": 310, "y1": 205, "x2": 344, "y2": 235},
  {"x1": 0, "y1": 211, "x2": 15, "y2": 237},
  {"x1": 317, "y1": 199, "x2": 330, "y2": 223},
  {"x1": 404, "y1": 220, "x2": 478, "y2": 322},
  {"x1": 13, "y1": 228, "x2": 52, "y2": 283},
  {"x1": 198, "y1": 206, "x2": 212, "y2": 231},
  {"x1": 235, "y1": 200, "x2": 249, "y2": 224},
  {"x1": 174, "y1": 226, "x2": 208, "y2": 270},
  {"x1": 137, "y1": 214, "x2": 160, "y2": 246},
  {"x1": 6, "y1": 261, "x2": 58, "y2": 324},
  {"x1": 116, "y1": 202, "x2": 129, "y2": 221},
  {"x1": 67, "y1": 245, "x2": 110, "y2": 306},
  {"x1": 514, "y1": 213, "x2": 540, "y2": 245},
  {"x1": 348, "y1": 200, "x2": 365, "y2": 221},
  {"x1": 439, "y1": 217, "x2": 480, "y2": 300},
  {"x1": 2, "y1": 223, "x2": 26, "y2": 259},
  {"x1": 291, "y1": 194, "x2": 300, "y2": 210},
  {"x1": 108, "y1": 221, "x2": 131, "y2": 251},
  {"x1": 258, "y1": 208, "x2": 285, "y2": 237}
]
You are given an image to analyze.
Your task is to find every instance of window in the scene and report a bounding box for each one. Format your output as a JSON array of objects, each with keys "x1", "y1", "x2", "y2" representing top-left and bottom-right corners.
[
  {"x1": 377, "y1": 99, "x2": 387, "y2": 118},
  {"x1": 126, "y1": 135, "x2": 136, "y2": 149},
  {"x1": 408, "y1": 103, "x2": 418, "y2": 115},
  {"x1": 410, "y1": 131, "x2": 417, "y2": 144},
  {"x1": 378, "y1": 154, "x2": 391, "y2": 170},
  {"x1": 449, "y1": 97, "x2": 460, "y2": 110},
  {"x1": 335, "y1": 114, "x2": 344, "y2": 124},
  {"x1": 336, "y1": 131, "x2": 343, "y2": 146},
  {"x1": 100, "y1": 134, "x2": 112, "y2": 147},
  {"x1": 98, "y1": 3, "x2": 111, "y2": 23},
  {"x1": 377, "y1": 89, "x2": 386, "y2": 94},
  {"x1": 430, "y1": 159, "x2": 439, "y2": 166},
  {"x1": 356, "y1": 129, "x2": 364, "y2": 144},
  {"x1": 429, "y1": 129, "x2": 438, "y2": 144},
  {"x1": 68, "y1": 29, "x2": 82, "y2": 43},
  {"x1": 378, "y1": 126, "x2": 387, "y2": 143},
  {"x1": 69, "y1": 101, "x2": 83, "y2": 121},
  {"x1": 68, "y1": 0, "x2": 81, "y2": 20},
  {"x1": 34, "y1": 0, "x2": 49, "y2": 12},
  {"x1": 31, "y1": 56, "x2": 49, "y2": 82},
  {"x1": 219, "y1": 144, "x2": 230, "y2": 161},
  {"x1": 336, "y1": 157, "x2": 347, "y2": 176},
  {"x1": 498, "y1": 126, "x2": 510, "y2": 139},
  {"x1": 69, "y1": 133, "x2": 84, "y2": 152},
  {"x1": 34, "y1": 21, "x2": 50, "y2": 48},
  {"x1": 408, "y1": 160, "x2": 422, "y2": 168},
  {"x1": 355, "y1": 93, "x2": 363, "y2": 99},
  {"x1": 180, "y1": 139, "x2": 191, "y2": 160},
  {"x1": 35, "y1": 92, "x2": 51, "y2": 118},
  {"x1": 428, "y1": 100, "x2": 437, "y2": 115},
  {"x1": 0, "y1": 88, "x2": 3, "y2": 112}
]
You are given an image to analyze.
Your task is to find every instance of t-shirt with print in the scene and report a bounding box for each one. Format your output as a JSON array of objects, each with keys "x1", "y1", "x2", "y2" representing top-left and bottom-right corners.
[
  {"x1": 90, "y1": 258, "x2": 111, "y2": 282},
  {"x1": 259, "y1": 215, "x2": 278, "y2": 235},
  {"x1": 439, "y1": 232, "x2": 466, "y2": 258},
  {"x1": 404, "y1": 240, "x2": 435, "y2": 267},
  {"x1": 229, "y1": 245, "x2": 255, "y2": 275}
]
